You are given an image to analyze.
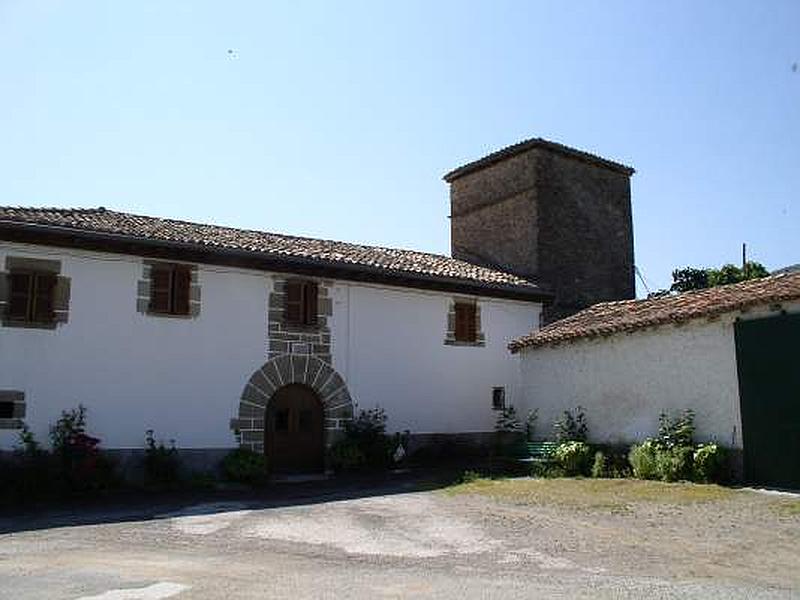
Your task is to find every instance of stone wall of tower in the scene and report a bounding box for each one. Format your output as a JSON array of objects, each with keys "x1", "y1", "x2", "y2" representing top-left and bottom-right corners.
[{"x1": 449, "y1": 143, "x2": 635, "y2": 322}]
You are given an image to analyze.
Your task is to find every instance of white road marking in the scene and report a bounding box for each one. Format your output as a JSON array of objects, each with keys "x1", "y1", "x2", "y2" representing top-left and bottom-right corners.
[{"x1": 75, "y1": 582, "x2": 189, "y2": 600}]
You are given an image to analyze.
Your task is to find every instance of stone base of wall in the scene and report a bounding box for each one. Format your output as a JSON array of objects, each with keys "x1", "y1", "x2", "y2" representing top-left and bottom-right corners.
[
  {"x1": 104, "y1": 448, "x2": 233, "y2": 483},
  {"x1": 405, "y1": 432, "x2": 500, "y2": 464}
]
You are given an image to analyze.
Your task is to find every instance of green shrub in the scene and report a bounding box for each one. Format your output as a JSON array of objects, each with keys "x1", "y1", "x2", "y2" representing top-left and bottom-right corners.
[
  {"x1": 144, "y1": 429, "x2": 180, "y2": 485},
  {"x1": 495, "y1": 406, "x2": 522, "y2": 432},
  {"x1": 49, "y1": 405, "x2": 118, "y2": 493},
  {"x1": 591, "y1": 451, "x2": 607, "y2": 478},
  {"x1": 222, "y1": 448, "x2": 267, "y2": 485},
  {"x1": 554, "y1": 441, "x2": 592, "y2": 476},
  {"x1": 329, "y1": 407, "x2": 395, "y2": 471},
  {"x1": 656, "y1": 409, "x2": 695, "y2": 450},
  {"x1": 629, "y1": 441, "x2": 659, "y2": 480},
  {"x1": 328, "y1": 437, "x2": 367, "y2": 471},
  {"x1": 554, "y1": 406, "x2": 588, "y2": 442},
  {"x1": 693, "y1": 443, "x2": 727, "y2": 483},
  {"x1": 655, "y1": 445, "x2": 694, "y2": 482},
  {"x1": 460, "y1": 470, "x2": 483, "y2": 484},
  {"x1": 525, "y1": 409, "x2": 539, "y2": 441}
]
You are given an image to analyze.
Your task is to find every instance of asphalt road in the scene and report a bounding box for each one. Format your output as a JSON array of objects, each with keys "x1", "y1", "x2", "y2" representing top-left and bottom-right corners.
[{"x1": 0, "y1": 478, "x2": 796, "y2": 599}]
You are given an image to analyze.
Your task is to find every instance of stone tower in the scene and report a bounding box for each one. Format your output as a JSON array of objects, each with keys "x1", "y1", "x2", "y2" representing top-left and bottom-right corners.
[{"x1": 444, "y1": 138, "x2": 635, "y2": 322}]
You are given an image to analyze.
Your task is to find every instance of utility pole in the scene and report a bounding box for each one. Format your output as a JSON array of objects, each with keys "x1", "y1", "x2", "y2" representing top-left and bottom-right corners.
[{"x1": 742, "y1": 243, "x2": 747, "y2": 277}]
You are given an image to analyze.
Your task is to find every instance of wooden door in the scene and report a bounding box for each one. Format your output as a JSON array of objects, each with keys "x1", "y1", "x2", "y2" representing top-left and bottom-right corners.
[{"x1": 266, "y1": 384, "x2": 324, "y2": 473}]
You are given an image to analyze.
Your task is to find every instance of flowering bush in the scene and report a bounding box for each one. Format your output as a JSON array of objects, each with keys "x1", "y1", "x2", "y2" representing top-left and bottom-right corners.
[
  {"x1": 629, "y1": 440, "x2": 659, "y2": 480},
  {"x1": 50, "y1": 405, "x2": 117, "y2": 492},
  {"x1": 554, "y1": 441, "x2": 592, "y2": 476},
  {"x1": 693, "y1": 443, "x2": 727, "y2": 483}
]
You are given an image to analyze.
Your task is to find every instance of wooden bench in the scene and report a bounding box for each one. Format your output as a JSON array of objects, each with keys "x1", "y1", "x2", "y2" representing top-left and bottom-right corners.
[
  {"x1": 519, "y1": 441, "x2": 560, "y2": 463},
  {"x1": 503, "y1": 439, "x2": 560, "y2": 462}
]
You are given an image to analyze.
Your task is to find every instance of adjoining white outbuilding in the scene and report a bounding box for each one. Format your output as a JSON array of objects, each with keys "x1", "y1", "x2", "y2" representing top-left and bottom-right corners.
[{"x1": 510, "y1": 273, "x2": 800, "y2": 488}]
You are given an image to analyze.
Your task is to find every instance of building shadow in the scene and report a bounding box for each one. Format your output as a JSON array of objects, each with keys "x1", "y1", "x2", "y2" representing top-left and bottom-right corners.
[{"x1": 0, "y1": 466, "x2": 468, "y2": 535}]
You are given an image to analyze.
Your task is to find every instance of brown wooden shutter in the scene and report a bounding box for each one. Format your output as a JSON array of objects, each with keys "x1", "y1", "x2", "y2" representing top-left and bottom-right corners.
[
  {"x1": 32, "y1": 273, "x2": 56, "y2": 322},
  {"x1": 149, "y1": 266, "x2": 172, "y2": 313},
  {"x1": 285, "y1": 281, "x2": 302, "y2": 324},
  {"x1": 467, "y1": 303, "x2": 477, "y2": 341},
  {"x1": 303, "y1": 282, "x2": 318, "y2": 326},
  {"x1": 53, "y1": 276, "x2": 71, "y2": 323},
  {"x1": 454, "y1": 302, "x2": 477, "y2": 343},
  {"x1": 173, "y1": 266, "x2": 192, "y2": 315},
  {"x1": 8, "y1": 273, "x2": 32, "y2": 320}
]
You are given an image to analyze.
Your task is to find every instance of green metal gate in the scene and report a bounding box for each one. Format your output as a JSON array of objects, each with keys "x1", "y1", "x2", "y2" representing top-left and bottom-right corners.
[{"x1": 734, "y1": 313, "x2": 800, "y2": 489}]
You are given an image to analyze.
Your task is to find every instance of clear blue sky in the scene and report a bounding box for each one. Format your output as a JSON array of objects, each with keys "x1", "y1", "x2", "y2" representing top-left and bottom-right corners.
[{"x1": 1, "y1": 1, "x2": 798, "y2": 294}]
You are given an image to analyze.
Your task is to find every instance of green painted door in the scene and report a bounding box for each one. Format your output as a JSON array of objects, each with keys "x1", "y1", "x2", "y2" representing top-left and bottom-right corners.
[{"x1": 734, "y1": 313, "x2": 800, "y2": 489}]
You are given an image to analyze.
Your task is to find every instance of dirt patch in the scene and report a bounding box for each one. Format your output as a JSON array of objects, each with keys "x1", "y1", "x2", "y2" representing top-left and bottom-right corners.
[
  {"x1": 242, "y1": 493, "x2": 500, "y2": 557},
  {"x1": 443, "y1": 477, "x2": 800, "y2": 590}
]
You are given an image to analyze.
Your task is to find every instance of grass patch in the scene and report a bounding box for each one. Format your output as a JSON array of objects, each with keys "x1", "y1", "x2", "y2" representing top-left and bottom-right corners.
[
  {"x1": 446, "y1": 477, "x2": 737, "y2": 510},
  {"x1": 772, "y1": 499, "x2": 800, "y2": 517}
]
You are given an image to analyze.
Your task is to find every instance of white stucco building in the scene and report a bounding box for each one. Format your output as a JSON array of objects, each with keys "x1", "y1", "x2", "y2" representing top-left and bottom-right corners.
[
  {"x1": 0, "y1": 207, "x2": 545, "y2": 472},
  {"x1": 510, "y1": 273, "x2": 800, "y2": 488},
  {"x1": 0, "y1": 138, "x2": 642, "y2": 474}
]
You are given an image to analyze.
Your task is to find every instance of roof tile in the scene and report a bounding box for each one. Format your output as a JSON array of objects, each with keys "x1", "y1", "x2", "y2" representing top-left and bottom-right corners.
[
  {"x1": 509, "y1": 272, "x2": 800, "y2": 352},
  {"x1": 0, "y1": 206, "x2": 544, "y2": 295}
]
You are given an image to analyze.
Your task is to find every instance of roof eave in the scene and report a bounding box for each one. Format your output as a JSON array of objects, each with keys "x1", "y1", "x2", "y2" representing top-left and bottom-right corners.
[
  {"x1": 0, "y1": 219, "x2": 553, "y2": 303},
  {"x1": 443, "y1": 138, "x2": 635, "y2": 183}
]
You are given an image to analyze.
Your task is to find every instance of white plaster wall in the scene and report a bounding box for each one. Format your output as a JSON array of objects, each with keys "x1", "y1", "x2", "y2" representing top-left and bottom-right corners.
[
  {"x1": 517, "y1": 318, "x2": 745, "y2": 448},
  {"x1": 1, "y1": 242, "x2": 541, "y2": 450},
  {"x1": 0, "y1": 243, "x2": 270, "y2": 450},
  {"x1": 331, "y1": 284, "x2": 539, "y2": 435}
]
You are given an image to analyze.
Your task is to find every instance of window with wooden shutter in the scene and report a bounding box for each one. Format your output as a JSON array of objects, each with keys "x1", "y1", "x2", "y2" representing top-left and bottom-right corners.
[
  {"x1": 149, "y1": 266, "x2": 172, "y2": 314},
  {"x1": 285, "y1": 280, "x2": 318, "y2": 326},
  {"x1": 285, "y1": 280, "x2": 303, "y2": 324},
  {"x1": 32, "y1": 274, "x2": 56, "y2": 322},
  {"x1": 454, "y1": 301, "x2": 477, "y2": 343},
  {"x1": 173, "y1": 266, "x2": 192, "y2": 315},
  {"x1": 303, "y1": 281, "x2": 318, "y2": 326},
  {"x1": 8, "y1": 273, "x2": 32, "y2": 320},
  {"x1": 148, "y1": 264, "x2": 192, "y2": 316},
  {"x1": 6, "y1": 271, "x2": 57, "y2": 324}
]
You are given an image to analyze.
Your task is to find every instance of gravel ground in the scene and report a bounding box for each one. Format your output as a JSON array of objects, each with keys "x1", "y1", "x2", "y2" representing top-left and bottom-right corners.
[{"x1": 0, "y1": 477, "x2": 798, "y2": 599}]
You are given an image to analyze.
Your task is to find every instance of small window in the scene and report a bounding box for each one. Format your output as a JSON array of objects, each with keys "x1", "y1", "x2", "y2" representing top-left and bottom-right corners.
[
  {"x1": 285, "y1": 280, "x2": 318, "y2": 326},
  {"x1": 454, "y1": 301, "x2": 477, "y2": 343},
  {"x1": 149, "y1": 264, "x2": 192, "y2": 316},
  {"x1": 0, "y1": 401, "x2": 14, "y2": 419},
  {"x1": 274, "y1": 409, "x2": 289, "y2": 432},
  {"x1": 492, "y1": 387, "x2": 506, "y2": 411},
  {"x1": 7, "y1": 271, "x2": 57, "y2": 324}
]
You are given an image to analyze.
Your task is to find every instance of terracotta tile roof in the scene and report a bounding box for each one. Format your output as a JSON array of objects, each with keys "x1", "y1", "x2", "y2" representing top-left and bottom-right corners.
[
  {"x1": 0, "y1": 206, "x2": 547, "y2": 298},
  {"x1": 509, "y1": 272, "x2": 800, "y2": 352},
  {"x1": 443, "y1": 137, "x2": 635, "y2": 182}
]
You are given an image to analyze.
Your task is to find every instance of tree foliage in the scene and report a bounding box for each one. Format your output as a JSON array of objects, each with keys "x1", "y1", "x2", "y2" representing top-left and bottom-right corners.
[{"x1": 668, "y1": 261, "x2": 768, "y2": 293}]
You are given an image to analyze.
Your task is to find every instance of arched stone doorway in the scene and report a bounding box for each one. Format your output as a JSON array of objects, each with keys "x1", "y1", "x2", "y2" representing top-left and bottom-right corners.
[{"x1": 231, "y1": 354, "x2": 355, "y2": 472}]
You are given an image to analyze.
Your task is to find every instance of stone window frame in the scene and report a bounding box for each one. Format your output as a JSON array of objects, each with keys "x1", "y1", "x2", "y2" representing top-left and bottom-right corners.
[
  {"x1": 444, "y1": 297, "x2": 485, "y2": 347},
  {"x1": 0, "y1": 391, "x2": 26, "y2": 430},
  {"x1": 0, "y1": 256, "x2": 70, "y2": 330},
  {"x1": 268, "y1": 277, "x2": 333, "y2": 364},
  {"x1": 136, "y1": 260, "x2": 201, "y2": 318}
]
